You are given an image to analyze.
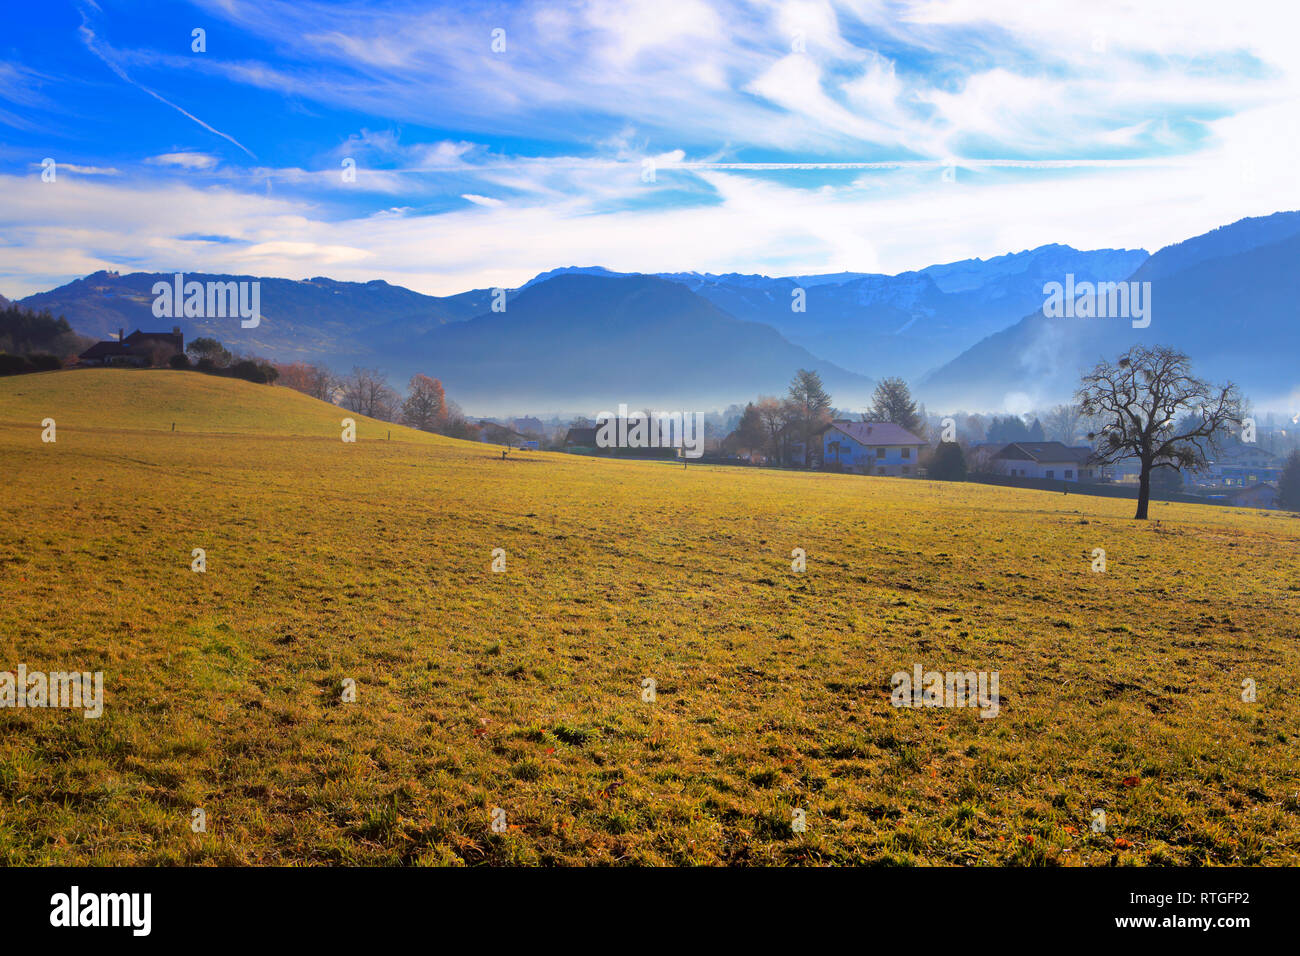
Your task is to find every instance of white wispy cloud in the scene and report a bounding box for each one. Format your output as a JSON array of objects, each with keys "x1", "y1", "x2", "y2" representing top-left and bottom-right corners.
[
  {"x1": 0, "y1": 61, "x2": 57, "y2": 132},
  {"x1": 30, "y1": 162, "x2": 120, "y2": 176},
  {"x1": 76, "y1": 3, "x2": 258, "y2": 159},
  {"x1": 147, "y1": 152, "x2": 221, "y2": 170},
  {"x1": 175, "y1": 0, "x2": 1298, "y2": 161},
  {"x1": 3, "y1": 0, "x2": 1299, "y2": 301},
  {"x1": 4, "y1": 90, "x2": 1297, "y2": 300}
]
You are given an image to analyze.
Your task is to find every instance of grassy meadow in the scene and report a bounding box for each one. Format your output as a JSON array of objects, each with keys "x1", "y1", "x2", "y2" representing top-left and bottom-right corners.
[{"x1": 2, "y1": 368, "x2": 1299, "y2": 865}]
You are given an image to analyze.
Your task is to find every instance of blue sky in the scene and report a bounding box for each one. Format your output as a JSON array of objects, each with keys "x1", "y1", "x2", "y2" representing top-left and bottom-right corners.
[{"x1": 2, "y1": 0, "x2": 1298, "y2": 297}]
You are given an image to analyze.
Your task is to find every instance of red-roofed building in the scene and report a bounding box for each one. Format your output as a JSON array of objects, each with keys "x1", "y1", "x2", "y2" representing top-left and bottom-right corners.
[{"x1": 811, "y1": 420, "x2": 928, "y2": 475}]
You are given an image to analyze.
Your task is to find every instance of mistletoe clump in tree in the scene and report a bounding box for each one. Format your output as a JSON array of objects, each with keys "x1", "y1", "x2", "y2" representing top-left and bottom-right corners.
[{"x1": 1077, "y1": 345, "x2": 1245, "y2": 520}]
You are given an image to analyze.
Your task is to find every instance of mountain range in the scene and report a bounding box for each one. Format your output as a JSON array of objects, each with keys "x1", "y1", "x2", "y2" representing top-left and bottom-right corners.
[
  {"x1": 512, "y1": 247, "x2": 1149, "y2": 382},
  {"x1": 920, "y1": 211, "x2": 1300, "y2": 410},
  {"x1": 408, "y1": 274, "x2": 874, "y2": 411},
  {"x1": 10, "y1": 211, "x2": 1299, "y2": 414}
]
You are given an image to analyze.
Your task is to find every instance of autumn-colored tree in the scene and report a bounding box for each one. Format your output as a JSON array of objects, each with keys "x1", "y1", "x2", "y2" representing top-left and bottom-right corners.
[
  {"x1": 728, "y1": 402, "x2": 767, "y2": 457},
  {"x1": 401, "y1": 374, "x2": 447, "y2": 432},
  {"x1": 276, "y1": 362, "x2": 336, "y2": 400}
]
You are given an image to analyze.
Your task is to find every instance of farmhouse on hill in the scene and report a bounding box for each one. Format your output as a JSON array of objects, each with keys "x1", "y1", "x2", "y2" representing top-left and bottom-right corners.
[
  {"x1": 78, "y1": 327, "x2": 184, "y2": 367},
  {"x1": 812, "y1": 420, "x2": 928, "y2": 475},
  {"x1": 993, "y1": 441, "x2": 1096, "y2": 482}
]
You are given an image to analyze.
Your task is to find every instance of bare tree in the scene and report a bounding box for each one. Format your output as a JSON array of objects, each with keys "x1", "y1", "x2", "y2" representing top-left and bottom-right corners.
[
  {"x1": 964, "y1": 442, "x2": 999, "y2": 475},
  {"x1": 344, "y1": 367, "x2": 399, "y2": 420},
  {"x1": 754, "y1": 395, "x2": 791, "y2": 463},
  {"x1": 1077, "y1": 345, "x2": 1245, "y2": 520},
  {"x1": 440, "y1": 399, "x2": 480, "y2": 439},
  {"x1": 308, "y1": 366, "x2": 337, "y2": 401},
  {"x1": 373, "y1": 384, "x2": 401, "y2": 423},
  {"x1": 1044, "y1": 403, "x2": 1084, "y2": 445}
]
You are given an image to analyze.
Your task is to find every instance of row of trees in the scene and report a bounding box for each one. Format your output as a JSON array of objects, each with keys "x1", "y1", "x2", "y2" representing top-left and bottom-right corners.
[
  {"x1": 724, "y1": 369, "x2": 833, "y2": 464},
  {"x1": 167, "y1": 343, "x2": 477, "y2": 440},
  {"x1": 173, "y1": 345, "x2": 488, "y2": 443},
  {"x1": 173, "y1": 346, "x2": 481, "y2": 442},
  {"x1": 275, "y1": 362, "x2": 479, "y2": 439},
  {"x1": 0, "y1": 304, "x2": 93, "y2": 375},
  {"x1": 936, "y1": 406, "x2": 1090, "y2": 446},
  {"x1": 0, "y1": 304, "x2": 91, "y2": 359}
]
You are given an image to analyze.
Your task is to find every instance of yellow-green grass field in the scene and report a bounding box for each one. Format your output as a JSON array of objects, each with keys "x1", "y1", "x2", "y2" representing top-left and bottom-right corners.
[{"x1": 2, "y1": 369, "x2": 1299, "y2": 865}]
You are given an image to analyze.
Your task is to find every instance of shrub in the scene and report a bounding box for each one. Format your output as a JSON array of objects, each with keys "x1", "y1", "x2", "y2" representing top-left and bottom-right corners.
[
  {"x1": 26, "y1": 353, "x2": 62, "y2": 372},
  {"x1": 227, "y1": 359, "x2": 261, "y2": 382},
  {"x1": 227, "y1": 359, "x2": 278, "y2": 384},
  {"x1": 186, "y1": 337, "x2": 231, "y2": 368},
  {"x1": 927, "y1": 442, "x2": 967, "y2": 481},
  {"x1": 168, "y1": 353, "x2": 191, "y2": 369}
]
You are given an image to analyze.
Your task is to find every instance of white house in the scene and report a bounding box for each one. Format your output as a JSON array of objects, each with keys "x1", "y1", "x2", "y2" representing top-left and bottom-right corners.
[
  {"x1": 814, "y1": 421, "x2": 928, "y2": 476},
  {"x1": 992, "y1": 442, "x2": 1096, "y2": 481}
]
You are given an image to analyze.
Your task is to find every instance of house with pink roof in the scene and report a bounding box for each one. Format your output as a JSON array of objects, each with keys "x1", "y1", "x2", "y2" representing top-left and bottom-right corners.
[{"x1": 810, "y1": 420, "x2": 928, "y2": 476}]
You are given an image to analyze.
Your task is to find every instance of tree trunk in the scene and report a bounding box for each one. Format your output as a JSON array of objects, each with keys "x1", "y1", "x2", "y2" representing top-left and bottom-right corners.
[{"x1": 1135, "y1": 461, "x2": 1151, "y2": 520}]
